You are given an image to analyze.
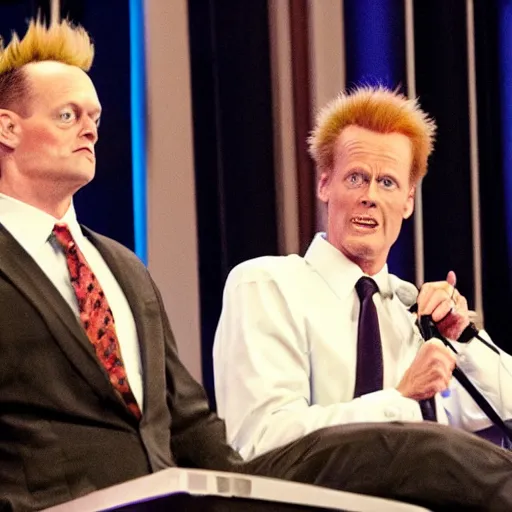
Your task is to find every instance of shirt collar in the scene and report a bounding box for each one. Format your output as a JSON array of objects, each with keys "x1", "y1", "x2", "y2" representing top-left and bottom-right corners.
[
  {"x1": 304, "y1": 233, "x2": 393, "y2": 300},
  {"x1": 0, "y1": 193, "x2": 83, "y2": 259}
]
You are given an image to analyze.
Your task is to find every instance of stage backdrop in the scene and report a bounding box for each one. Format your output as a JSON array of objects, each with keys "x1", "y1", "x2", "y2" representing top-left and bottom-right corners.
[
  {"x1": 1, "y1": 1, "x2": 510, "y2": 405},
  {"x1": 188, "y1": 0, "x2": 512, "y2": 401}
]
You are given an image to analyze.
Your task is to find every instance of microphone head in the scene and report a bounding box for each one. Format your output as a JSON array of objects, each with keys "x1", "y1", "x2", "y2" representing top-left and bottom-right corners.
[{"x1": 395, "y1": 281, "x2": 419, "y2": 309}]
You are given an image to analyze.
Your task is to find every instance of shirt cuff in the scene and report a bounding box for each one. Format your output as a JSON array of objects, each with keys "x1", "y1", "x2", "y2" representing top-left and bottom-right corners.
[
  {"x1": 451, "y1": 331, "x2": 499, "y2": 386},
  {"x1": 359, "y1": 388, "x2": 424, "y2": 422}
]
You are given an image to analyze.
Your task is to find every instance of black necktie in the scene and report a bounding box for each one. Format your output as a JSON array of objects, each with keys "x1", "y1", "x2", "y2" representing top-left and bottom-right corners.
[{"x1": 354, "y1": 277, "x2": 383, "y2": 397}]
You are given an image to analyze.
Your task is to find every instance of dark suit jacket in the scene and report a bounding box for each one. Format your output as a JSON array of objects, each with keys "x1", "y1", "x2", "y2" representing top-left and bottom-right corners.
[{"x1": 0, "y1": 224, "x2": 242, "y2": 511}]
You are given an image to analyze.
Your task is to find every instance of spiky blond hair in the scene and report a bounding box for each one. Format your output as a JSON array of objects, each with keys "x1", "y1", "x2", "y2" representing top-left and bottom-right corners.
[
  {"x1": 308, "y1": 86, "x2": 437, "y2": 184},
  {"x1": 0, "y1": 18, "x2": 94, "y2": 111}
]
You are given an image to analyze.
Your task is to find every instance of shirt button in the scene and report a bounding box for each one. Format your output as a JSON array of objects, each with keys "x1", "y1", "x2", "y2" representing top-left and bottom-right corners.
[{"x1": 384, "y1": 407, "x2": 398, "y2": 419}]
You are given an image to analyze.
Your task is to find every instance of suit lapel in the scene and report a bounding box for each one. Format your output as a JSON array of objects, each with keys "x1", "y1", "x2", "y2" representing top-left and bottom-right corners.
[{"x1": 0, "y1": 224, "x2": 121, "y2": 405}]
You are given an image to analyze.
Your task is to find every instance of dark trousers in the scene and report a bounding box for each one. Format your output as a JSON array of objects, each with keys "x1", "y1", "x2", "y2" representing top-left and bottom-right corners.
[{"x1": 242, "y1": 422, "x2": 512, "y2": 511}]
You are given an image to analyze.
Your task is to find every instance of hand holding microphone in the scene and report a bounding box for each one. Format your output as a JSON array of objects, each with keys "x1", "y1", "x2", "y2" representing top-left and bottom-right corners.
[
  {"x1": 394, "y1": 273, "x2": 460, "y2": 401},
  {"x1": 396, "y1": 339, "x2": 456, "y2": 400},
  {"x1": 416, "y1": 270, "x2": 470, "y2": 340}
]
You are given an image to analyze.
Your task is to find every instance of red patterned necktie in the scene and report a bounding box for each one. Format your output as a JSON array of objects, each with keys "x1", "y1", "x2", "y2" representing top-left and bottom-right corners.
[{"x1": 52, "y1": 223, "x2": 141, "y2": 419}]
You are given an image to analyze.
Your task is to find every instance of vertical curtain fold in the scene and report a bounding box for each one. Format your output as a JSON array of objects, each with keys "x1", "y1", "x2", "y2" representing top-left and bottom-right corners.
[
  {"x1": 188, "y1": 0, "x2": 277, "y2": 401},
  {"x1": 289, "y1": 0, "x2": 316, "y2": 254},
  {"x1": 498, "y1": 0, "x2": 512, "y2": 287}
]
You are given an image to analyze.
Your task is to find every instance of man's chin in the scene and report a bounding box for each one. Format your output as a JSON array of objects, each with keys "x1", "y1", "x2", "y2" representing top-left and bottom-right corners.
[
  {"x1": 344, "y1": 239, "x2": 385, "y2": 266},
  {"x1": 71, "y1": 167, "x2": 96, "y2": 184},
  {"x1": 56, "y1": 168, "x2": 96, "y2": 192},
  {"x1": 351, "y1": 245, "x2": 376, "y2": 261}
]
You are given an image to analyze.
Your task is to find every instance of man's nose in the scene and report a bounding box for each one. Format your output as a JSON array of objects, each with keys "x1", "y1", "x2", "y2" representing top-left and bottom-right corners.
[
  {"x1": 81, "y1": 118, "x2": 98, "y2": 143},
  {"x1": 360, "y1": 179, "x2": 378, "y2": 207}
]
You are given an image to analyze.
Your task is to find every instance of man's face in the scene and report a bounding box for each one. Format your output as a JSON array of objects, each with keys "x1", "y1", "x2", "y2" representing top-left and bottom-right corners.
[
  {"x1": 11, "y1": 61, "x2": 101, "y2": 191},
  {"x1": 318, "y1": 125, "x2": 415, "y2": 275}
]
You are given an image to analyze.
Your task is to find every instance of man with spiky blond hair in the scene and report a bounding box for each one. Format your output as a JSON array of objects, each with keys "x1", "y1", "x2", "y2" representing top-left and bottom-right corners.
[
  {"x1": 214, "y1": 86, "x2": 512, "y2": 507},
  {"x1": 0, "y1": 17, "x2": 246, "y2": 511},
  {"x1": 2, "y1": 18, "x2": 512, "y2": 512}
]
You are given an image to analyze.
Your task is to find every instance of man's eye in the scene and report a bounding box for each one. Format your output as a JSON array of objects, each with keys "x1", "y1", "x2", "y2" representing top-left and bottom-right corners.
[
  {"x1": 380, "y1": 177, "x2": 397, "y2": 190},
  {"x1": 59, "y1": 111, "x2": 75, "y2": 122},
  {"x1": 346, "y1": 173, "x2": 364, "y2": 187}
]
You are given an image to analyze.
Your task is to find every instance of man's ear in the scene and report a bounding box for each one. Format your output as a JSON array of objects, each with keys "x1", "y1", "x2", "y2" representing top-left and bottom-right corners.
[
  {"x1": 403, "y1": 184, "x2": 416, "y2": 219},
  {"x1": 317, "y1": 170, "x2": 331, "y2": 204},
  {"x1": 0, "y1": 110, "x2": 21, "y2": 150}
]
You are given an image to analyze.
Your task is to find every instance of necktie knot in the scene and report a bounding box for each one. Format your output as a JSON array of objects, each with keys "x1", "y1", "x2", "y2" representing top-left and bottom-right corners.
[
  {"x1": 53, "y1": 223, "x2": 75, "y2": 251},
  {"x1": 355, "y1": 276, "x2": 379, "y2": 302}
]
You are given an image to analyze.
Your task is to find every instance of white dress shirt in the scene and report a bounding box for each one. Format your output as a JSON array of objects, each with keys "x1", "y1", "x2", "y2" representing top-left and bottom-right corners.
[
  {"x1": 0, "y1": 193, "x2": 144, "y2": 408},
  {"x1": 213, "y1": 233, "x2": 512, "y2": 460}
]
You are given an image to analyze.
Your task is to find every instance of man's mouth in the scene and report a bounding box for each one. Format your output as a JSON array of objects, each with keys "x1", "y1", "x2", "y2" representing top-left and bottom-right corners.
[
  {"x1": 350, "y1": 216, "x2": 378, "y2": 228},
  {"x1": 74, "y1": 146, "x2": 94, "y2": 154},
  {"x1": 74, "y1": 148, "x2": 95, "y2": 160}
]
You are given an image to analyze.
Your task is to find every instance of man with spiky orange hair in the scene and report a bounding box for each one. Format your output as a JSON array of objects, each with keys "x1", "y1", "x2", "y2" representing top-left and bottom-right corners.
[
  {"x1": 215, "y1": 87, "x2": 512, "y2": 506},
  {"x1": 1, "y1": 18, "x2": 512, "y2": 512}
]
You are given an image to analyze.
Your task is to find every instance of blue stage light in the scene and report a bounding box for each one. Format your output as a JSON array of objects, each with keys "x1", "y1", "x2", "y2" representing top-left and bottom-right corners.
[{"x1": 129, "y1": 0, "x2": 147, "y2": 264}]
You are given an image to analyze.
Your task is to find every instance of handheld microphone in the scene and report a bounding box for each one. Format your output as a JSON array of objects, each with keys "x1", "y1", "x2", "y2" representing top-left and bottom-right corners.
[
  {"x1": 394, "y1": 282, "x2": 418, "y2": 310},
  {"x1": 395, "y1": 283, "x2": 498, "y2": 353},
  {"x1": 395, "y1": 283, "x2": 437, "y2": 341},
  {"x1": 394, "y1": 283, "x2": 439, "y2": 418}
]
